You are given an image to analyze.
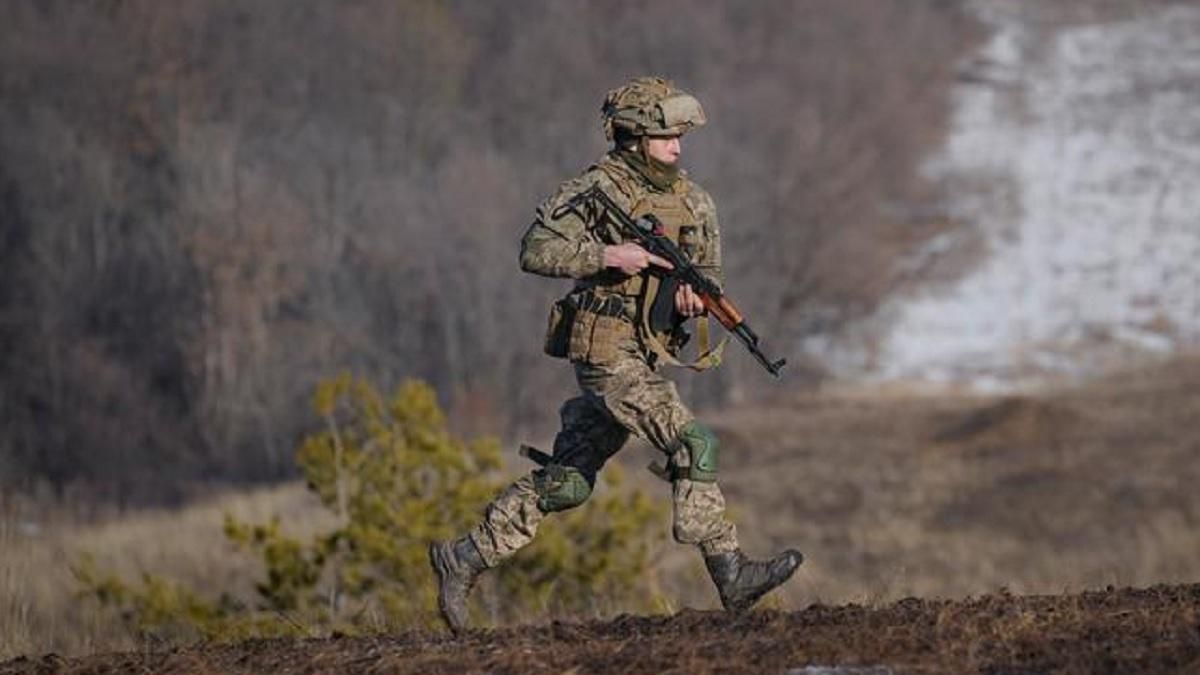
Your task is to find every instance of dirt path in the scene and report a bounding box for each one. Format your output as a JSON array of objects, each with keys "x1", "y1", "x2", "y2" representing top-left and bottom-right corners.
[{"x1": 4, "y1": 583, "x2": 1197, "y2": 674}]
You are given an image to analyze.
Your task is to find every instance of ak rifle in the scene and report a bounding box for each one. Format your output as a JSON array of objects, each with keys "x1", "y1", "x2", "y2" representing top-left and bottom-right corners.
[{"x1": 564, "y1": 185, "x2": 787, "y2": 378}]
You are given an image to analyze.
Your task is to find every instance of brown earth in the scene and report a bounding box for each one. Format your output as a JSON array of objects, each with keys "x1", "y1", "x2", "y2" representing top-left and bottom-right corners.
[
  {"x1": 5, "y1": 354, "x2": 1199, "y2": 666},
  {"x1": 680, "y1": 353, "x2": 1200, "y2": 608},
  {"x1": 3, "y1": 583, "x2": 1199, "y2": 674}
]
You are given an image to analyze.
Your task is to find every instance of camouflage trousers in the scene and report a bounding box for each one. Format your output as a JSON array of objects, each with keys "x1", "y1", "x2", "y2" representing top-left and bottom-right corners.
[{"x1": 469, "y1": 338, "x2": 739, "y2": 566}]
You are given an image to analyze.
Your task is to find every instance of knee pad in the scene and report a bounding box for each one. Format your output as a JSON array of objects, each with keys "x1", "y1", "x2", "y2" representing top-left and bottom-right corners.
[
  {"x1": 533, "y1": 464, "x2": 593, "y2": 512},
  {"x1": 678, "y1": 421, "x2": 719, "y2": 483}
]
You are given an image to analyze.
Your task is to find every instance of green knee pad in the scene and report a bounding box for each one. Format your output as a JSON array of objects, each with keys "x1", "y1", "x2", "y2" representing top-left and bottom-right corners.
[
  {"x1": 533, "y1": 464, "x2": 593, "y2": 512},
  {"x1": 678, "y1": 421, "x2": 719, "y2": 482}
]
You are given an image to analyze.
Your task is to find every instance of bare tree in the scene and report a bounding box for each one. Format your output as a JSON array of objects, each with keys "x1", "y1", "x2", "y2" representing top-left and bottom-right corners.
[{"x1": 0, "y1": 0, "x2": 981, "y2": 503}]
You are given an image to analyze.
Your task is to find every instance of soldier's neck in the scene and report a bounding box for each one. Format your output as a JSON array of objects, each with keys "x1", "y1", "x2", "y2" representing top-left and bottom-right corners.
[{"x1": 614, "y1": 147, "x2": 679, "y2": 192}]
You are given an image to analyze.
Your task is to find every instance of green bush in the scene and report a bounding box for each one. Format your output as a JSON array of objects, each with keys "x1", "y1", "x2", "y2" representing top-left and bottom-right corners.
[{"x1": 75, "y1": 375, "x2": 664, "y2": 641}]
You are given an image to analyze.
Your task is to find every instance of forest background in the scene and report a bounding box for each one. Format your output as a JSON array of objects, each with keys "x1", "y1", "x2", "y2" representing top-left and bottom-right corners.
[
  {"x1": 6, "y1": 0, "x2": 1200, "y2": 662},
  {"x1": 0, "y1": 0, "x2": 981, "y2": 505}
]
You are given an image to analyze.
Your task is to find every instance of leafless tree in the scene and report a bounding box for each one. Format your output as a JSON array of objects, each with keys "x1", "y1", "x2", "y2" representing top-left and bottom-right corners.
[{"x1": 0, "y1": 0, "x2": 980, "y2": 503}]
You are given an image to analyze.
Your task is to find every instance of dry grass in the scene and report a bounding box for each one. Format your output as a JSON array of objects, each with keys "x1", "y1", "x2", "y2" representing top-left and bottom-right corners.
[
  {"x1": 8, "y1": 584, "x2": 1197, "y2": 673},
  {"x1": 4, "y1": 354, "x2": 1200, "y2": 661},
  {"x1": 1, "y1": 484, "x2": 335, "y2": 659},
  {"x1": 706, "y1": 352, "x2": 1200, "y2": 610}
]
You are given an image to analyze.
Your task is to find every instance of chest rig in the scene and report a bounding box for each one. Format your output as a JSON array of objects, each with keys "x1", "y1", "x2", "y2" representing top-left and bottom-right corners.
[
  {"x1": 627, "y1": 189, "x2": 696, "y2": 335},
  {"x1": 575, "y1": 162, "x2": 721, "y2": 370}
]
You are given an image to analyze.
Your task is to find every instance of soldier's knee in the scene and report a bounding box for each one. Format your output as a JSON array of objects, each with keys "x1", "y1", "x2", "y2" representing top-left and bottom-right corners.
[
  {"x1": 677, "y1": 421, "x2": 719, "y2": 483},
  {"x1": 533, "y1": 464, "x2": 594, "y2": 512}
]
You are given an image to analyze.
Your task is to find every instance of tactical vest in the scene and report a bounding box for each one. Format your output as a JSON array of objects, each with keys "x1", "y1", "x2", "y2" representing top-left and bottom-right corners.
[{"x1": 554, "y1": 160, "x2": 722, "y2": 370}]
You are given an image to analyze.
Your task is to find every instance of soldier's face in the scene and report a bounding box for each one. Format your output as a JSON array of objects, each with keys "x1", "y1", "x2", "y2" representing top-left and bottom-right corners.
[{"x1": 644, "y1": 136, "x2": 681, "y2": 165}]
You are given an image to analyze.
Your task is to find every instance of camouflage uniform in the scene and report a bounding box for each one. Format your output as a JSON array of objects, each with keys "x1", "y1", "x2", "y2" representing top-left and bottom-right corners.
[
  {"x1": 430, "y1": 78, "x2": 801, "y2": 633},
  {"x1": 470, "y1": 152, "x2": 739, "y2": 565}
]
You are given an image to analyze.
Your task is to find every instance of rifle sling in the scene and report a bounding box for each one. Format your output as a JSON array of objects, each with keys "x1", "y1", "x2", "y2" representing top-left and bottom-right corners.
[{"x1": 638, "y1": 271, "x2": 727, "y2": 372}]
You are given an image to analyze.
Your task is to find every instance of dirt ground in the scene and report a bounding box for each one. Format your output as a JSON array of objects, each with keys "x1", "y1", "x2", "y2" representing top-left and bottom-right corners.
[
  {"x1": 5, "y1": 355, "x2": 1199, "y2": 667},
  {"x1": 3, "y1": 582, "x2": 1198, "y2": 674}
]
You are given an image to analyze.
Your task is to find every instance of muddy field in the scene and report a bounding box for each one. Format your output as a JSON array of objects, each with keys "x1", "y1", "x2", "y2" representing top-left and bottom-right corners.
[{"x1": 4, "y1": 583, "x2": 1198, "y2": 674}]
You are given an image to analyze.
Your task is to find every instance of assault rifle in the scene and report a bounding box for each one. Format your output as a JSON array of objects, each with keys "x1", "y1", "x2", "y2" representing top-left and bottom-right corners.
[{"x1": 562, "y1": 185, "x2": 787, "y2": 378}]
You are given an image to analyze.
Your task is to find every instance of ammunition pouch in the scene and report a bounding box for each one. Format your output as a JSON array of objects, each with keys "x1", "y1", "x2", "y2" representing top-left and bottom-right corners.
[
  {"x1": 543, "y1": 297, "x2": 576, "y2": 359},
  {"x1": 566, "y1": 292, "x2": 634, "y2": 364}
]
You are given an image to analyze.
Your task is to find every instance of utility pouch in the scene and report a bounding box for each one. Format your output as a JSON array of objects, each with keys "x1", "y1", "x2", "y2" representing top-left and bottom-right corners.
[
  {"x1": 543, "y1": 297, "x2": 575, "y2": 359},
  {"x1": 678, "y1": 225, "x2": 700, "y2": 258},
  {"x1": 567, "y1": 310, "x2": 628, "y2": 364}
]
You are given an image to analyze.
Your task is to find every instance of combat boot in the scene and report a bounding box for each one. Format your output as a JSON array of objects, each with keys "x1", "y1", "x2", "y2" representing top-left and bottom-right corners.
[
  {"x1": 704, "y1": 548, "x2": 804, "y2": 612},
  {"x1": 428, "y1": 536, "x2": 488, "y2": 633}
]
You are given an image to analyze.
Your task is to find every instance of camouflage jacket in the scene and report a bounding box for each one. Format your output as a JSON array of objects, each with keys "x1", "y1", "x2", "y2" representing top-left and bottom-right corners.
[{"x1": 519, "y1": 152, "x2": 723, "y2": 292}]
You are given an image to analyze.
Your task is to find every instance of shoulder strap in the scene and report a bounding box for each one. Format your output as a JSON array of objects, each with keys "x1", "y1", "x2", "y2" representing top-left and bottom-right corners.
[
  {"x1": 637, "y1": 303, "x2": 727, "y2": 372},
  {"x1": 590, "y1": 161, "x2": 727, "y2": 372}
]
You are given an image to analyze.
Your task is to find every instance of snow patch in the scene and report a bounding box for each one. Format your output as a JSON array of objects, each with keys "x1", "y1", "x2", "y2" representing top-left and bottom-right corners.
[{"x1": 848, "y1": 0, "x2": 1200, "y2": 389}]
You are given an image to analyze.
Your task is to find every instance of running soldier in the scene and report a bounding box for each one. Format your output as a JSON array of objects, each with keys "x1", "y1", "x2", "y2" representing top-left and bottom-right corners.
[{"x1": 430, "y1": 76, "x2": 802, "y2": 633}]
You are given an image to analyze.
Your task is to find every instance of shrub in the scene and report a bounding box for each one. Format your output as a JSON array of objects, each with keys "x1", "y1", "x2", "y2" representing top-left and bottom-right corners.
[{"x1": 75, "y1": 375, "x2": 663, "y2": 641}]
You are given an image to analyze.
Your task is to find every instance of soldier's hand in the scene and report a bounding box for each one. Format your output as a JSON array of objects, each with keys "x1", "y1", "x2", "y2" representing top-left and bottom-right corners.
[
  {"x1": 603, "y1": 243, "x2": 674, "y2": 275},
  {"x1": 675, "y1": 283, "x2": 705, "y2": 317}
]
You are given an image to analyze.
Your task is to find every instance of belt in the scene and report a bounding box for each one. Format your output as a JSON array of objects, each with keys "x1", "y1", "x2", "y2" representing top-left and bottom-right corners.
[{"x1": 575, "y1": 292, "x2": 629, "y2": 319}]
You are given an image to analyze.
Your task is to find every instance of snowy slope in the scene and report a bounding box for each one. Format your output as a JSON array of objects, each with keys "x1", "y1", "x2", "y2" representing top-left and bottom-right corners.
[{"x1": 860, "y1": 0, "x2": 1200, "y2": 389}]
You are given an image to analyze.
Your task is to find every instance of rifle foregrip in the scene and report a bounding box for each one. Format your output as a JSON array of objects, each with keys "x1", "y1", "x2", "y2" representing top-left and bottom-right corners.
[
  {"x1": 714, "y1": 296, "x2": 743, "y2": 325},
  {"x1": 700, "y1": 295, "x2": 743, "y2": 330}
]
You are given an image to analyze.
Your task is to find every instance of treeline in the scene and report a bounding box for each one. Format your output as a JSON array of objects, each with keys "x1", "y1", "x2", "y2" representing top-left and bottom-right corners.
[{"x1": 0, "y1": 1, "x2": 978, "y2": 504}]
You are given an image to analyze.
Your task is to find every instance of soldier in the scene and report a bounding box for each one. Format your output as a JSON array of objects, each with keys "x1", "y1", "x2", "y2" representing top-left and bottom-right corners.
[{"x1": 429, "y1": 76, "x2": 802, "y2": 633}]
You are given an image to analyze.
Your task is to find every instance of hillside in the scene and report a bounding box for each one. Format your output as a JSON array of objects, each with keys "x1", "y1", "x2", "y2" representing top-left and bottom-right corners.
[
  {"x1": 0, "y1": 0, "x2": 978, "y2": 499},
  {"x1": 3, "y1": 583, "x2": 1198, "y2": 674},
  {"x1": 4, "y1": 2, "x2": 1198, "y2": 670},
  {"x1": 4, "y1": 354, "x2": 1198, "y2": 663},
  {"x1": 853, "y1": 0, "x2": 1200, "y2": 388},
  {"x1": 696, "y1": 352, "x2": 1200, "y2": 608}
]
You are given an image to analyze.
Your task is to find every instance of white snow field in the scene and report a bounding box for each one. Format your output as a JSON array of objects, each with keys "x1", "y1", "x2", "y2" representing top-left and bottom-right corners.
[{"x1": 855, "y1": 0, "x2": 1200, "y2": 389}]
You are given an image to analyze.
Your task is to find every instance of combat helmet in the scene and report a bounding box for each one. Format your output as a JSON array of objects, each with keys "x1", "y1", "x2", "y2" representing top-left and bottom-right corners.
[{"x1": 601, "y1": 76, "x2": 707, "y2": 141}]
